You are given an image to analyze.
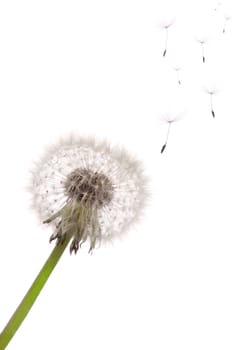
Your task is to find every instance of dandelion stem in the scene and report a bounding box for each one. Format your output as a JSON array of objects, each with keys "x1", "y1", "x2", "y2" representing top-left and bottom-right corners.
[
  {"x1": 175, "y1": 69, "x2": 181, "y2": 85},
  {"x1": 0, "y1": 233, "x2": 72, "y2": 350},
  {"x1": 210, "y1": 94, "x2": 215, "y2": 118},
  {"x1": 201, "y1": 43, "x2": 205, "y2": 63},
  {"x1": 166, "y1": 122, "x2": 171, "y2": 143},
  {"x1": 223, "y1": 19, "x2": 228, "y2": 34},
  {"x1": 163, "y1": 28, "x2": 168, "y2": 57},
  {"x1": 161, "y1": 122, "x2": 172, "y2": 153}
]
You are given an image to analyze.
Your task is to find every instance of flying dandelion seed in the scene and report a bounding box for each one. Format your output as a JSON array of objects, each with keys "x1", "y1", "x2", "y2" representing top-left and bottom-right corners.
[
  {"x1": 214, "y1": 2, "x2": 221, "y2": 11},
  {"x1": 222, "y1": 14, "x2": 231, "y2": 33},
  {"x1": 203, "y1": 86, "x2": 219, "y2": 118},
  {"x1": 160, "y1": 18, "x2": 175, "y2": 57},
  {"x1": 159, "y1": 113, "x2": 182, "y2": 153},
  {"x1": 29, "y1": 135, "x2": 149, "y2": 254},
  {"x1": 195, "y1": 36, "x2": 208, "y2": 63},
  {"x1": 173, "y1": 65, "x2": 182, "y2": 85}
]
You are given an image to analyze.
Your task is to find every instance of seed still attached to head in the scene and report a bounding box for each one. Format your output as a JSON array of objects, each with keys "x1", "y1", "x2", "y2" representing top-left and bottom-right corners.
[{"x1": 29, "y1": 135, "x2": 149, "y2": 254}]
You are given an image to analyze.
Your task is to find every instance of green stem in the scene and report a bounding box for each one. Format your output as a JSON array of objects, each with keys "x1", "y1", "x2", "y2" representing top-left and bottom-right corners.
[{"x1": 0, "y1": 235, "x2": 72, "y2": 350}]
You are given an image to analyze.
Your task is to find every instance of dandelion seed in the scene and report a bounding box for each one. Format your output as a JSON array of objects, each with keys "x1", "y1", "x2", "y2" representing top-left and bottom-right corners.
[
  {"x1": 29, "y1": 135, "x2": 149, "y2": 254},
  {"x1": 222, "y1": 14, "x2": 231, "y2": 33},
  {"x1": 173, "y1": 65, "x2": 182, "y2": 85},
  {"x1": 214, "y1": 2, "x2": 221, "y2": 11},
  {"x1": 160, "y1": 18, "x2": 175, "y2": 57},
  {"x1": 160, "y1": 113, "x2": 182, "y2": 153},
  {"x1": 195, "y1": 36, "x2": 208, "y2": 63},
  {"x1": 203, "y1": 86, "x2": 219, "y2": 118}
]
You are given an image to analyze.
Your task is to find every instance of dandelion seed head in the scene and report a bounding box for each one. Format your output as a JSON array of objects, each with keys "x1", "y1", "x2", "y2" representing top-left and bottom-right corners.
[
  {"x1": 224, "y1": 13, "x2": 231, "y2": 21},
  {"x1": 159, "y1": 17, "x2": 175, "y2": 29},
  {"x1": 158, "y1": 90, "x2": 187, "y2": 125},
  {"x1": 29, "y1": 135, "x2": 149, "y2": 254},
  {"x1": 202, "y1": 84, "x2": 220, "y2": 96},
  {"x1": 159, "y1": 112, "x2": 182, "y2": 124},
  {"x1": 173, "y1": 65, "x2": 182, "y2": 72},
  {"x1": 195, "y1": 35, "x2": 208, "y2": 45}
]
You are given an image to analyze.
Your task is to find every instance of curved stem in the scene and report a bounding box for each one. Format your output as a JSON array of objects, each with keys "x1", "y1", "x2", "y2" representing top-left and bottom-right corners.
[
  {"x1": 0, "y1": 234, "x2": 72, "y2": 350},
  {"x1": 165, "y1": 122, "x2": 171, "y2": 144}
]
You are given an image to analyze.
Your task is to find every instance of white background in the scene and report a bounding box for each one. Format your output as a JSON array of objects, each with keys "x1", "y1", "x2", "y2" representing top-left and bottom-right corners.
[{"x1": 0, "y1": 0, "x2": 245, "y2": 349}]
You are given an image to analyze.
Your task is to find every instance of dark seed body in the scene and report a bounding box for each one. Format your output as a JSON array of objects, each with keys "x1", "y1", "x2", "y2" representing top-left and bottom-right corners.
[{"x1": 65, "y1": 168, "x2": 113, "y2": 207}]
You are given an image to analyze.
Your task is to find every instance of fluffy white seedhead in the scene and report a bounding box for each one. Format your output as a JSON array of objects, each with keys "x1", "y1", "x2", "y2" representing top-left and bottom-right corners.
[
  {"x1": 195, "y1": 35, "x2": 208, "y2": 45},
  {"x1": 202, "y1": 84, "x2": 220, "y2": 96},
  {"x1": 159, "y1": 18, "x2": 175, "y2": 30},
  {"x1": 173, "y1": 65, "x2": 182, "y2": 72},
  {"x1": 29, "y1": 135, "x2": 149, "y2": 254},
  {"x1": 159, "y1": 112, "x2": 183, "y2": 124}
]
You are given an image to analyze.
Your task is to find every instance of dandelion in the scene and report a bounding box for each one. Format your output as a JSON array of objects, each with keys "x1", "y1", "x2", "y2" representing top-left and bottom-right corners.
[
  {"x1": 160, "y1": 113, "x2": 182, "y2": 153},
  {"x1": 0, "y1": 135, "x2": 148, "y2": 349},
  {"x1": 30, "y1": 135, "x2": 148, "y2": 254},
  {"x1": 222, "y1": 13, "x2": 231, "y2": 34},
  {"x1": 160, "y1": 18, "x2": 175, "y2": 57},
  {"x1": 195, "y1": 36, "x2": 208, "y2": 63},
  {"x1": 203, "y1": 86, "x2": 219, "y2": 118}
]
